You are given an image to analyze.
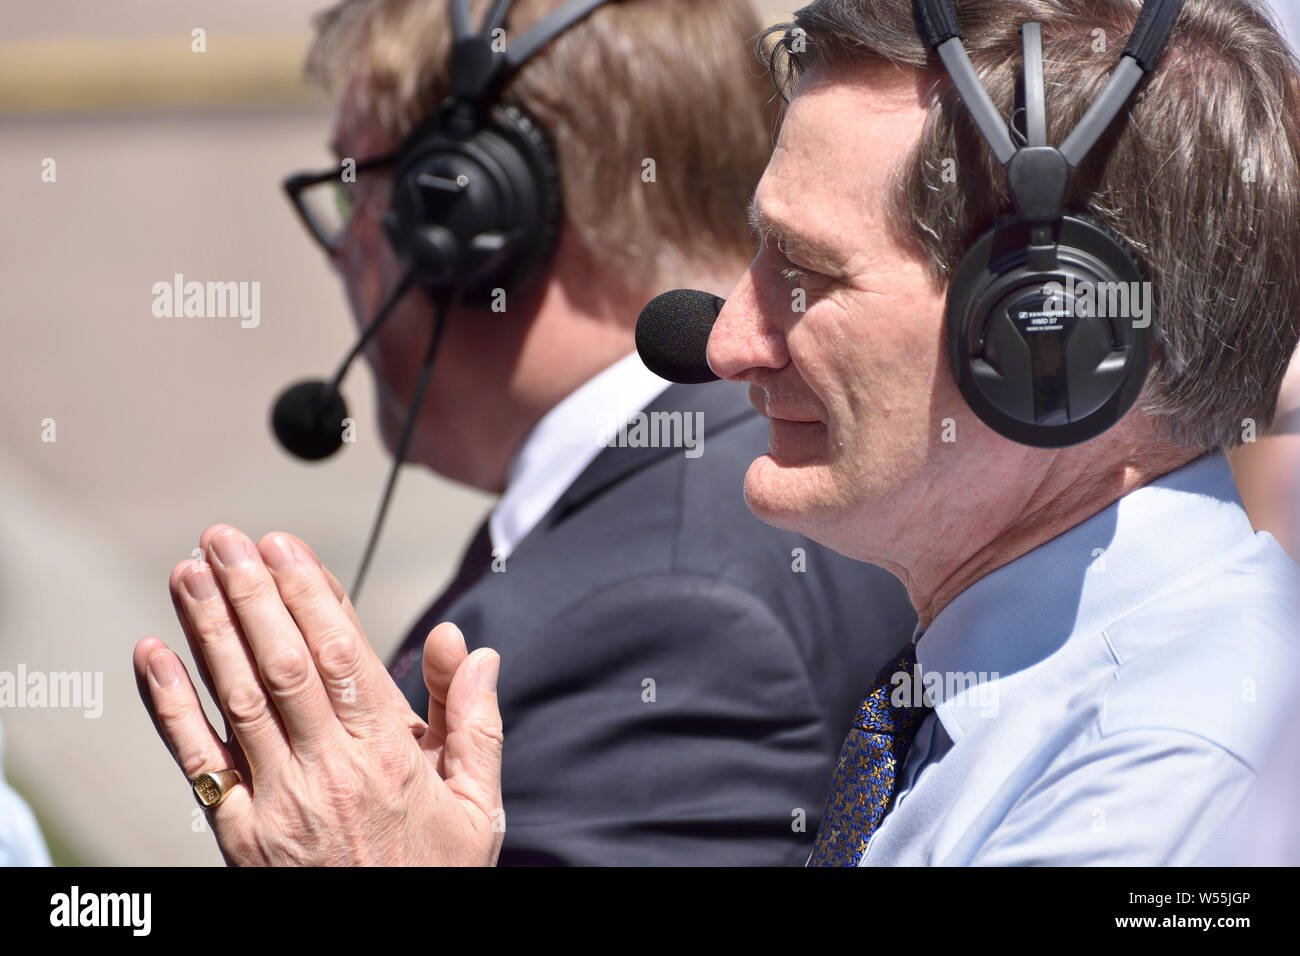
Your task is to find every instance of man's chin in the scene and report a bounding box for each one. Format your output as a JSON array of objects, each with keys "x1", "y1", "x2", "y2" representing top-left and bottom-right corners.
[
  {"x1": 743, "y1": 455, "x2": 875, "y2": 562},
  {"x1": 374, "y1": 380, "x2": 417, "y2": 458},
  {"x1": 742, "y1": 454, "x2": 824, "y2": 534}
]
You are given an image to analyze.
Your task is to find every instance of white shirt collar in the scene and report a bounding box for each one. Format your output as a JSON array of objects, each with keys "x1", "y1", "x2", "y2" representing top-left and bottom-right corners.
[{"x1": 489, "y1": 351, "x2": 672, "y2": 559}]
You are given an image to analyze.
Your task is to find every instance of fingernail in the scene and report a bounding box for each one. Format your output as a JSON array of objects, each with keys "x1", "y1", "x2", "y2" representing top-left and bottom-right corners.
[
  {"x1": 476, "y1": 652, "x2": 500, "y2": 695},
  {"x1": 147, "y1": 651, "x2": 181, "y2": 687},
  {"x1": 183, "y1": 566, "x2": 218, "y2": 602},
  {"x1": 210, "y1": 529, "x2": 247, "y2": 567},
  {"x1": 263, "y1": 534, "x2": 295, "y2": 572}
]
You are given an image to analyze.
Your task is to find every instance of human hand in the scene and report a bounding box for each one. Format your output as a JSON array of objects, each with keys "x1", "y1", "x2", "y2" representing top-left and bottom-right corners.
[{"x1": 133, "y1": 524, "x2": 504, "y2": 866}]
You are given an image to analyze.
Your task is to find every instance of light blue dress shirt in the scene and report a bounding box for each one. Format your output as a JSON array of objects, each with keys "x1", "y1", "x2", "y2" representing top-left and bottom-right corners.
[
  {"x1": 860, "y1": 452, "x2": 1300, "y2": 865},
  {"x1": 0, "y1": 721, "x2": 52, "y2": 866}
]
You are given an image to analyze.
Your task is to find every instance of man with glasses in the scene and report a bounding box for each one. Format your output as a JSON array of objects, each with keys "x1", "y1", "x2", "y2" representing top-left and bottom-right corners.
[{"x1": 134, "y1": 0, "x2": 915, "y2": 866}]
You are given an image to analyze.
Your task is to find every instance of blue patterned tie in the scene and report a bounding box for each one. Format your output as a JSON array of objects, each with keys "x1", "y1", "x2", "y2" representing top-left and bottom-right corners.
[{"x1": 809, "y1": 641, "x2": 932, "y2": 866}]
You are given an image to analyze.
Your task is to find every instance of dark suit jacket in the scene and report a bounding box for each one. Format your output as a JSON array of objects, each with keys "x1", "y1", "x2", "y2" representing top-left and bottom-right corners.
[{"x1": 393, "y1": 380, "x2": 917, "y2": 865}]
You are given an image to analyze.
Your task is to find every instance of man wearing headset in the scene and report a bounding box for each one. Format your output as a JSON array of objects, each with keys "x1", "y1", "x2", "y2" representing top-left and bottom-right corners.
[
  {"x1": 704, "y1": 0, "x2": 1299, "y2": 866},
  {"x1": 132, "y1": 0, "x2": 915, "y2": 866},
  {"x1": 135, "y1": 0, "x2": 1300, "y2": 866}
]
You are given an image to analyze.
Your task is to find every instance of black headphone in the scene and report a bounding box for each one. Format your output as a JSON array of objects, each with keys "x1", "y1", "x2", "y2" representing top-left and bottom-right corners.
[
  {"x1": 383, "y1": 0, "x2": 617, "y2": 305},
  {"x1": 272, "y1": 0, "x2": 618, "y2": 602},
  {"x1": 915, "y1": 0, "x2": 1183, "y2": 447}
]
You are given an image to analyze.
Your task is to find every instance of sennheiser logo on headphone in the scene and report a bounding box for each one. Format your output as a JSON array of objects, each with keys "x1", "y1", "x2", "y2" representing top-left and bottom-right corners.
[
  {"x1": 1038, "y1": 277, "x2": 1153, "y2": 329},
  {"x1": 151, "y1": 273, "x2": 261, "y2": 329}
]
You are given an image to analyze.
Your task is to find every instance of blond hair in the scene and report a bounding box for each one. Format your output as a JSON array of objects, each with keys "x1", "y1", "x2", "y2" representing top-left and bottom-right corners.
[{"x1": 308, "y1": 0, "x2": 778, "y2": 293}]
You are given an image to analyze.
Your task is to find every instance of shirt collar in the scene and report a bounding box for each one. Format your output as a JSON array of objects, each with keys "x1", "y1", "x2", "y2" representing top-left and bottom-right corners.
[
  {"x1": 489, "y1": 352, "x2": 671, "y2": 559},
  {"x1": 915, "y1": 451, "x2": 1254, "y2": 735}
]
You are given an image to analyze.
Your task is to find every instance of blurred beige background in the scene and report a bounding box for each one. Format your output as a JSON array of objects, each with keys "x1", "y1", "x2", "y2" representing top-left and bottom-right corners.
[{"x1": 0, "y1": 1, "x2": 795, "y2": 865}]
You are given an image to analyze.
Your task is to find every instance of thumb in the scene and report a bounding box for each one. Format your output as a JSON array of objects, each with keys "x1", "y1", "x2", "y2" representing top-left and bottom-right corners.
[
  {"x1": 442, "y1": 647, "x2": 504, "y2": 824},
  {"x1": 422, "y1": 621, "x2": 469, "y2": 754}
]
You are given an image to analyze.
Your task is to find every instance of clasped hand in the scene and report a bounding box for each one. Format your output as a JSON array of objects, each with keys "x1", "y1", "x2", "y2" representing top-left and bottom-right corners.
[{"x1": 133, "y1": 524, "x2": 504, "y2": 866}]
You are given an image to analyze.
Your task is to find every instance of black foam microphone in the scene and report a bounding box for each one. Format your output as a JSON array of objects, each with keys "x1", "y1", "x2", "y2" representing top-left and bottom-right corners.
[
  {"x1": 272, "y1": 380, "x2": 349, "y2": 461},
  {"x1": 268, "y1": 269, "x2": 453, "y2": 603},
  {"x1": 269, "y1": 269, "x2": 426, "y2": 604},
  {"x1": 271, "y1": 270, "x2": 417, "y2": 461},
  {"x1": 635, "y1": 289, "x2": 724, "y2": 384}
]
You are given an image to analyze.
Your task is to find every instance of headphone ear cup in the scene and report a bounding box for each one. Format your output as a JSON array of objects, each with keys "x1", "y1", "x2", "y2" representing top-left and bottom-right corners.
[
  {"x1": 489, "y1": 104, "x2": 562, "y2": 288},
  {"x1": 947, "y1": 214, "x2": 1153, "y2": 448},
  {"x1": 1070, "y1": 212, "x2": 1146, "y2": 283},
  {"x1": 383, "y1": 101, "x2": 562, "y2": 306}
]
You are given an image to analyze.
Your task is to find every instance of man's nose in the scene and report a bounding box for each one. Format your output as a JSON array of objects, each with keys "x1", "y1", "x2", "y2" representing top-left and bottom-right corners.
[{"x1": 706, "y1": 268, "x2": 790, "y2": 382}]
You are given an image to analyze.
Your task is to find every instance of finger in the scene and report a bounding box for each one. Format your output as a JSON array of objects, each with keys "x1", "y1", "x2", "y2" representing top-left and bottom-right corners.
[
  {"x1": 166, "y1": 568, "x2": 223, "y2": 726},
  {"x1": 291, "y1": 539, "x2": 363, "y2": 632},
  {"x1": 421, "y1": 622, "x2": 469, "y2": 755},
  {"x1": 132, "y1": 636, "x2": 235, "y2": 777},
  {"x1": 164, "y1": 579, "x2": 249, "y2": 767},
  {"x1": 441, "y1": 647, "x2": 503, "y2": 822},
  {"x1": 256, "y1": 531, "x2": 413, "y2": 736},
  {"x1": 284, "y1": 536, "x2": 426, "y2": 737},
  {"x1": 322, "y1": 561, "x2": 428, "y2": 738},
  {"x1": 163, "y1": 563, "x2": 262, "y2": 789},
  {"x1": 132, "y1": 637, "x2": 254, "y2": 828},
  {"x1": 201, "y1": 525, "x2": 342, "y2": 757},
  {"x1": 172, "y1": 556, "x2": 292, "y2": 775}
]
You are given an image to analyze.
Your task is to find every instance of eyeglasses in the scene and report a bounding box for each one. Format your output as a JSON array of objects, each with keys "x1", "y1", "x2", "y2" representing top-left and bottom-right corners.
[{"x1": 282, "y1": 153, "x2": 397, "y2": 255}]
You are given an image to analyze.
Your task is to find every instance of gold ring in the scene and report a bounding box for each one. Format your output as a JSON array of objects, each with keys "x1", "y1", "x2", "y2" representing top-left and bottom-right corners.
[{"x1": 191, "y1": 768, "x2": 243, "y2": 809}]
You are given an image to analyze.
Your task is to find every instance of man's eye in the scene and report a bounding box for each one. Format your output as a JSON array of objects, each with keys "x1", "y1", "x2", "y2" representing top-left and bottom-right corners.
[
  {"x1": 781, "y1": 262, "x2": 831, "y2": 293},
  {"x1": 332, "y1": 182, "x2": 356, "y2": 222}
]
